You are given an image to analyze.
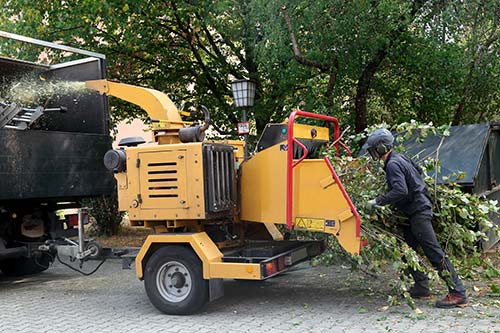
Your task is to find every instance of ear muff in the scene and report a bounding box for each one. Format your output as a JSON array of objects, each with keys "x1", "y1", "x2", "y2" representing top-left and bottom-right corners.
[{"x1": 376, "y1": 142, "x2": 387, "y2": 155}]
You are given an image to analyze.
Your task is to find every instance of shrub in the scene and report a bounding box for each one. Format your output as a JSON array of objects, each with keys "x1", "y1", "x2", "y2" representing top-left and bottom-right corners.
[
  {"x1": 310, "y1": 121, "x2": 499, "y2": 307},
  {"x1": 83, "y1": 193, "x2": 124, "y2": 237}
]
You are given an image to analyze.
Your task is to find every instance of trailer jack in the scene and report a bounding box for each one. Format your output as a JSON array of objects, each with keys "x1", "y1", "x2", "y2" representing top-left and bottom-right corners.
[{"x1": 38, "y1": 208, "x2": 138, "y2": 275}]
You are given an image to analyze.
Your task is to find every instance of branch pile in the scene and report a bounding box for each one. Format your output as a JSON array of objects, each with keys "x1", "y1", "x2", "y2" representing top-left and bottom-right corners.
[{"x1": 308, "y1": 122, "x2": 499, "y2": 308}]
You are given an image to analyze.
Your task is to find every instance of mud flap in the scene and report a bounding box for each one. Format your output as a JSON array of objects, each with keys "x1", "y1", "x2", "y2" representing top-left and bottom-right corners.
[{"x1": 209, "y1": 278, "x2": 224, "y2": 302}]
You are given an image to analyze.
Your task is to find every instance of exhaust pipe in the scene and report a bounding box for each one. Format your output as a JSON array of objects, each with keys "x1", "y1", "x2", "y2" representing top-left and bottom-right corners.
[{"x1": 178, "y1": 105, "x2": 211, "y2": 143}]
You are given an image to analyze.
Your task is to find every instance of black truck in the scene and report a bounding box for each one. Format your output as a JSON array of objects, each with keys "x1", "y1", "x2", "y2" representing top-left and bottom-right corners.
[{"x1": 0, "y1": 31, "x2": 114, "y2": 275}]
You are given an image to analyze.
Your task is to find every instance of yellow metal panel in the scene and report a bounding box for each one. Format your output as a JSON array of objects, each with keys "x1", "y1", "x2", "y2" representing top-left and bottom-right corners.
[
  {"x1": 240, "y1": 144, "x2": 287, "y2": 223},
  {"x1": 139, "y1": 150, "x2": 188, "y2": 209},
  {"x1": 115, "y1": 173, "x2": 129, "y2": 211},
  {"x1": 135, "y1": 233, "x2": 223, "y2": 279},
  {"x1": 293, "y1": 123, "x2": 329, "y2": 140},
  {"x1": 319, "y1": 175, "x2": 335, "y2": 189},
  {"x1": 293, "y1": 160, "x2": 350, "y2": 218},
  {"x1": 125, "y1": 148, "x2": 141, "y2": 211},
  {"x1": 209, "y1": 262, "x2": 261, "y2": 280},
  {"x1": 185, "y1": 145, "x2": 206, "y2": 218},
  {"x1": 293, "y1": 160, "x2": 360, "y2": 255},
  {"x1": 239, "y1": 124, "x2": 329, "y2": 224},
  {"x1": 124, "y1": 143, "x2": 205, "y2": 221},
  {"x1": 338, "y1": 209, "x2": 354, "y2": 222},
  {"x1": 336, "y1": 215, "x2": 360, "y2": 254}
]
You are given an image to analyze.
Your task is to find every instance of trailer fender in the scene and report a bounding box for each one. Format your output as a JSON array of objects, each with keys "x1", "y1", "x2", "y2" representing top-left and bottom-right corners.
[{"x1": 135, "y1": 232, "x2": 223, "y2": 280}]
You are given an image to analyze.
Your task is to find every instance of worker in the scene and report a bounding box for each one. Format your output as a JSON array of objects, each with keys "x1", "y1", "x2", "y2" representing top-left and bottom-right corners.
[{"x1": 365, "y1": 128, "x2": 467, "y2": 308}]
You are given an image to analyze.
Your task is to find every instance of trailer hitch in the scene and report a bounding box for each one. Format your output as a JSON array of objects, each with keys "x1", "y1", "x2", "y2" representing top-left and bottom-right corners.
[{"x1": 38, "y1": 207, "x2": 139, "y2": 275}]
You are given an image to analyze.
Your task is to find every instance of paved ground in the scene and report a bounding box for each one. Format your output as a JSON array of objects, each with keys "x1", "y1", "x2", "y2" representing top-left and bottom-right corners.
[{"x1": 1, "y1": 259, "x2": 499, "y2": 333}]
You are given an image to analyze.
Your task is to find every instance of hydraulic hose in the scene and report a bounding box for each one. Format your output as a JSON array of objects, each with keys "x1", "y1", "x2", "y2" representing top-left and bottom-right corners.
[{"x1": 56, "y1": 252, "x2": 106, "y2": 276}]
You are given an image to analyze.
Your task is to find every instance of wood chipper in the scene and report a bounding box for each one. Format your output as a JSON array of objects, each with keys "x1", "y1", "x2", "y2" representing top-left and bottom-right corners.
[{"x1": 83, "y1": 79, "x2": 362, "y2": 315}]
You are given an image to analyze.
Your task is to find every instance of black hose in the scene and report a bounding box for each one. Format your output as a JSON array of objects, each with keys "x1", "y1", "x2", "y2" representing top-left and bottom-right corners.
[
  {"x1": 56, "y1": 253, "x2": 106, "y2": 276},
  {"x1": 34, "y1": 252, "x2": 53, "y2": 270}
]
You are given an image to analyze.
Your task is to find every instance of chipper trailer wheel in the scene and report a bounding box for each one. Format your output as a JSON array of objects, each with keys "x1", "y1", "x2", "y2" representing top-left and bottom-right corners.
[{"x1": 144, "y1": 246, "x2": 208, "y2": 315}]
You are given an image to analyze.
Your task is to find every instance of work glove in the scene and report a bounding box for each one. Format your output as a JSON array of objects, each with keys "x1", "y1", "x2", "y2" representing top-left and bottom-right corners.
[{"x1": 365, "y1": 199, "x2": 379, "y2": 211}]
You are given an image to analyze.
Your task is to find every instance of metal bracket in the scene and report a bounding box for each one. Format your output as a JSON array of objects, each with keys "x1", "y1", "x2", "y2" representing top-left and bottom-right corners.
[{"x1": 121, "y1": 256, "x2": 135, "y2": 270}]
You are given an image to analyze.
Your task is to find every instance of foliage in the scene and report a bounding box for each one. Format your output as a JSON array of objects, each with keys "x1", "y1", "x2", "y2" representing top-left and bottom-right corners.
[
  {"x1": 0, "y1": 0, "x2": 498, "y2": 137},
  {"x1": 0, "y1": 0, "x2": 260, "y2": 136},
  {"x1": 83, "y1": 194, "x2": 124, "y2": 237},
  {"x1": 251, "y1": 0, "x2": 500, "y2": 130},
  {"x1": 311, "y1": 121, "x2": 499, "y2": 307}
]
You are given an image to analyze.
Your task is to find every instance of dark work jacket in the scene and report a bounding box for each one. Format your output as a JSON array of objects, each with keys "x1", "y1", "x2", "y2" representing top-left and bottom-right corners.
[{"x1": 375, "y1": 152, "x2": 432, "y2": 217}]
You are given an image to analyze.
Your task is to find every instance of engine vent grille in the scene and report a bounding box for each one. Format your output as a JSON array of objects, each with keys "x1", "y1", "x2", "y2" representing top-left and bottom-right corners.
[
  {"x1": 145, "y1": 161, "x2": 179, "y2": 199},
  {"x1": 203, "y1": 144, "x2": 236, "y2": 214}
]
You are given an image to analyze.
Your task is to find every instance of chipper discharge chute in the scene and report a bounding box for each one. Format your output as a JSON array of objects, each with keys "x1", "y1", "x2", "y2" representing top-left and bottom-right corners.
[{"x1": 84, "y1": 79, "x2": 362, "y2": 315}]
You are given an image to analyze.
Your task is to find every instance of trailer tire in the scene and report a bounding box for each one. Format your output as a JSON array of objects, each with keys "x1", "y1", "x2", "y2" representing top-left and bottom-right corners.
[
  {"x1": 85, "y1": 241, "x2": 103, "y2": 258},
  {"x1": 0, "y1": 254, "x2": 51, "y2": 277},
  {"x1": 144, "y1": 246, "x2": 208, "y2": 315}
]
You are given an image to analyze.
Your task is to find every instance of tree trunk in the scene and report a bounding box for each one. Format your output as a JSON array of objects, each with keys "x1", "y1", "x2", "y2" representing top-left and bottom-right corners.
[{"x1": 354, "y1": 49, "x2": 387, "y2": 133}]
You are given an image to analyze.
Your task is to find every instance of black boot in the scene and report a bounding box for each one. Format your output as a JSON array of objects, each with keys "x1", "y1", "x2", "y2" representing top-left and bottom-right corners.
[{"x1": 409, "y1": 285, "x2": 431, "y2": 299}]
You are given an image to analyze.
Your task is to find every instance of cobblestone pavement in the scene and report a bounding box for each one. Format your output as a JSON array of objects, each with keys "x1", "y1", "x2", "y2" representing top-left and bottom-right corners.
[{"x1": 1, "y1": 259, "x2": 499, "y2": 333}]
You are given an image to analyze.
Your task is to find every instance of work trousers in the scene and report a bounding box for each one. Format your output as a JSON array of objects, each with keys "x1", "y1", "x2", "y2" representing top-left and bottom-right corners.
[{"x1": 402, "y1": 212, "x2": 466, "y2": 298}]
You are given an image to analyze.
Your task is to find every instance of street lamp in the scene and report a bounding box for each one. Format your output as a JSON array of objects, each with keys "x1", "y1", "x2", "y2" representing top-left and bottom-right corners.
[{"x1": 231, "y1": 79, "x2": 256, "y2": 160}]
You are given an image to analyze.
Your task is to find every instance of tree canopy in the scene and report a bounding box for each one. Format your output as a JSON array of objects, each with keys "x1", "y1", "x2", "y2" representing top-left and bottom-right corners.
[{"x1": 0, "y1": 0, "x2": 498, "y2": 137}]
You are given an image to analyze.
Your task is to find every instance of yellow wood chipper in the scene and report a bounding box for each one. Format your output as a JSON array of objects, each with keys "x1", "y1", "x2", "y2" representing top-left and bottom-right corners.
[{"x1": 85, "y1": 79, "x2": 363, "y2": 315}]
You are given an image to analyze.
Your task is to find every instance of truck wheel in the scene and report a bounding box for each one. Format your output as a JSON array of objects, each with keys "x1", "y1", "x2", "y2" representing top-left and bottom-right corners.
[
  {"x1": 0, "y1": 254, "x2": 51, "y2": 277},
  {"x1": 144, "y1": 246, "x2": 208, "y2": 315}
]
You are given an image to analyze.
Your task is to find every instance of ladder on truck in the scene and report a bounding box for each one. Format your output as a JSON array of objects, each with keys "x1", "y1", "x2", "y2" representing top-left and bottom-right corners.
[{"x1": 0, "y1": 102, "x2": 65, "y2": 130}]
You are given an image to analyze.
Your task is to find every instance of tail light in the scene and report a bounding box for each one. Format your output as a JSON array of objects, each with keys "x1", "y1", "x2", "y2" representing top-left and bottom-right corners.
[
  {"x1": 66, "y1": 212, "x2": 89, "y2": 227},
  {"x1": 264, "y1": 262, "x2": 277, "y2": 277}
]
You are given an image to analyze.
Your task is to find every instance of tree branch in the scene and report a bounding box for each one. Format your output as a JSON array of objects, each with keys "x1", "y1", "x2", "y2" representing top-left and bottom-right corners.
[
  {"x1": 353, "y1": 0, "x2": 429, "y2": 133},
  {"x1": 170, "y1": 1, "x2": 238, "y2": 124},
  {"x1": 281, "y1": 6, "x2": 331, "y2": 72},
  {"x1": 453, "y1": 28, "x2": 499, "y2": 125}
]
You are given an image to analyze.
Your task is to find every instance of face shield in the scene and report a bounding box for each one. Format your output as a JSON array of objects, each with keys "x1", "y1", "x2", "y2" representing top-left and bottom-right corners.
[{"x1": 367, "y1": 147, "x2": 380, "y2": 160}]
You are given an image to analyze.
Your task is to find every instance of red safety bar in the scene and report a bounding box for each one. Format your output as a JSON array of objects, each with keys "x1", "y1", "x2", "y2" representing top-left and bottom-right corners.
[
  {"x1": 338, "y1": 141, "x2": 351, "y2": 156},
  {"x1": 323, "y1": 156, "x2": 361, "y2": 238},
  {"x1": 286, "y1": 109, "x2": 360, "y2": 239}
]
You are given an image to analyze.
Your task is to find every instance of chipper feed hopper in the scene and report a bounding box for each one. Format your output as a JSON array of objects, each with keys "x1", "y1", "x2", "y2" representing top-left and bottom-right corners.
[{"x1": 85, "y1": 79, "x2": 362, "y2": 315}]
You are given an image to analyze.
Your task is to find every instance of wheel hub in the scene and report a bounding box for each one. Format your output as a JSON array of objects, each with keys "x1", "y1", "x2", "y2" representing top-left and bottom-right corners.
[
  {"x1": 156, "y1": 261, "x2": 192, "y2": 303},
  {"x1": 171, "y1": 272, "x2": 186, "y2": 289}
]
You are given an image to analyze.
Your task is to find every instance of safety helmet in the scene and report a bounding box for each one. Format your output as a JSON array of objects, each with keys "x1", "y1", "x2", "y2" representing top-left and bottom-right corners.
[{"x1": 366, "y1": 128, "x2": 394, "y2": 160}]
